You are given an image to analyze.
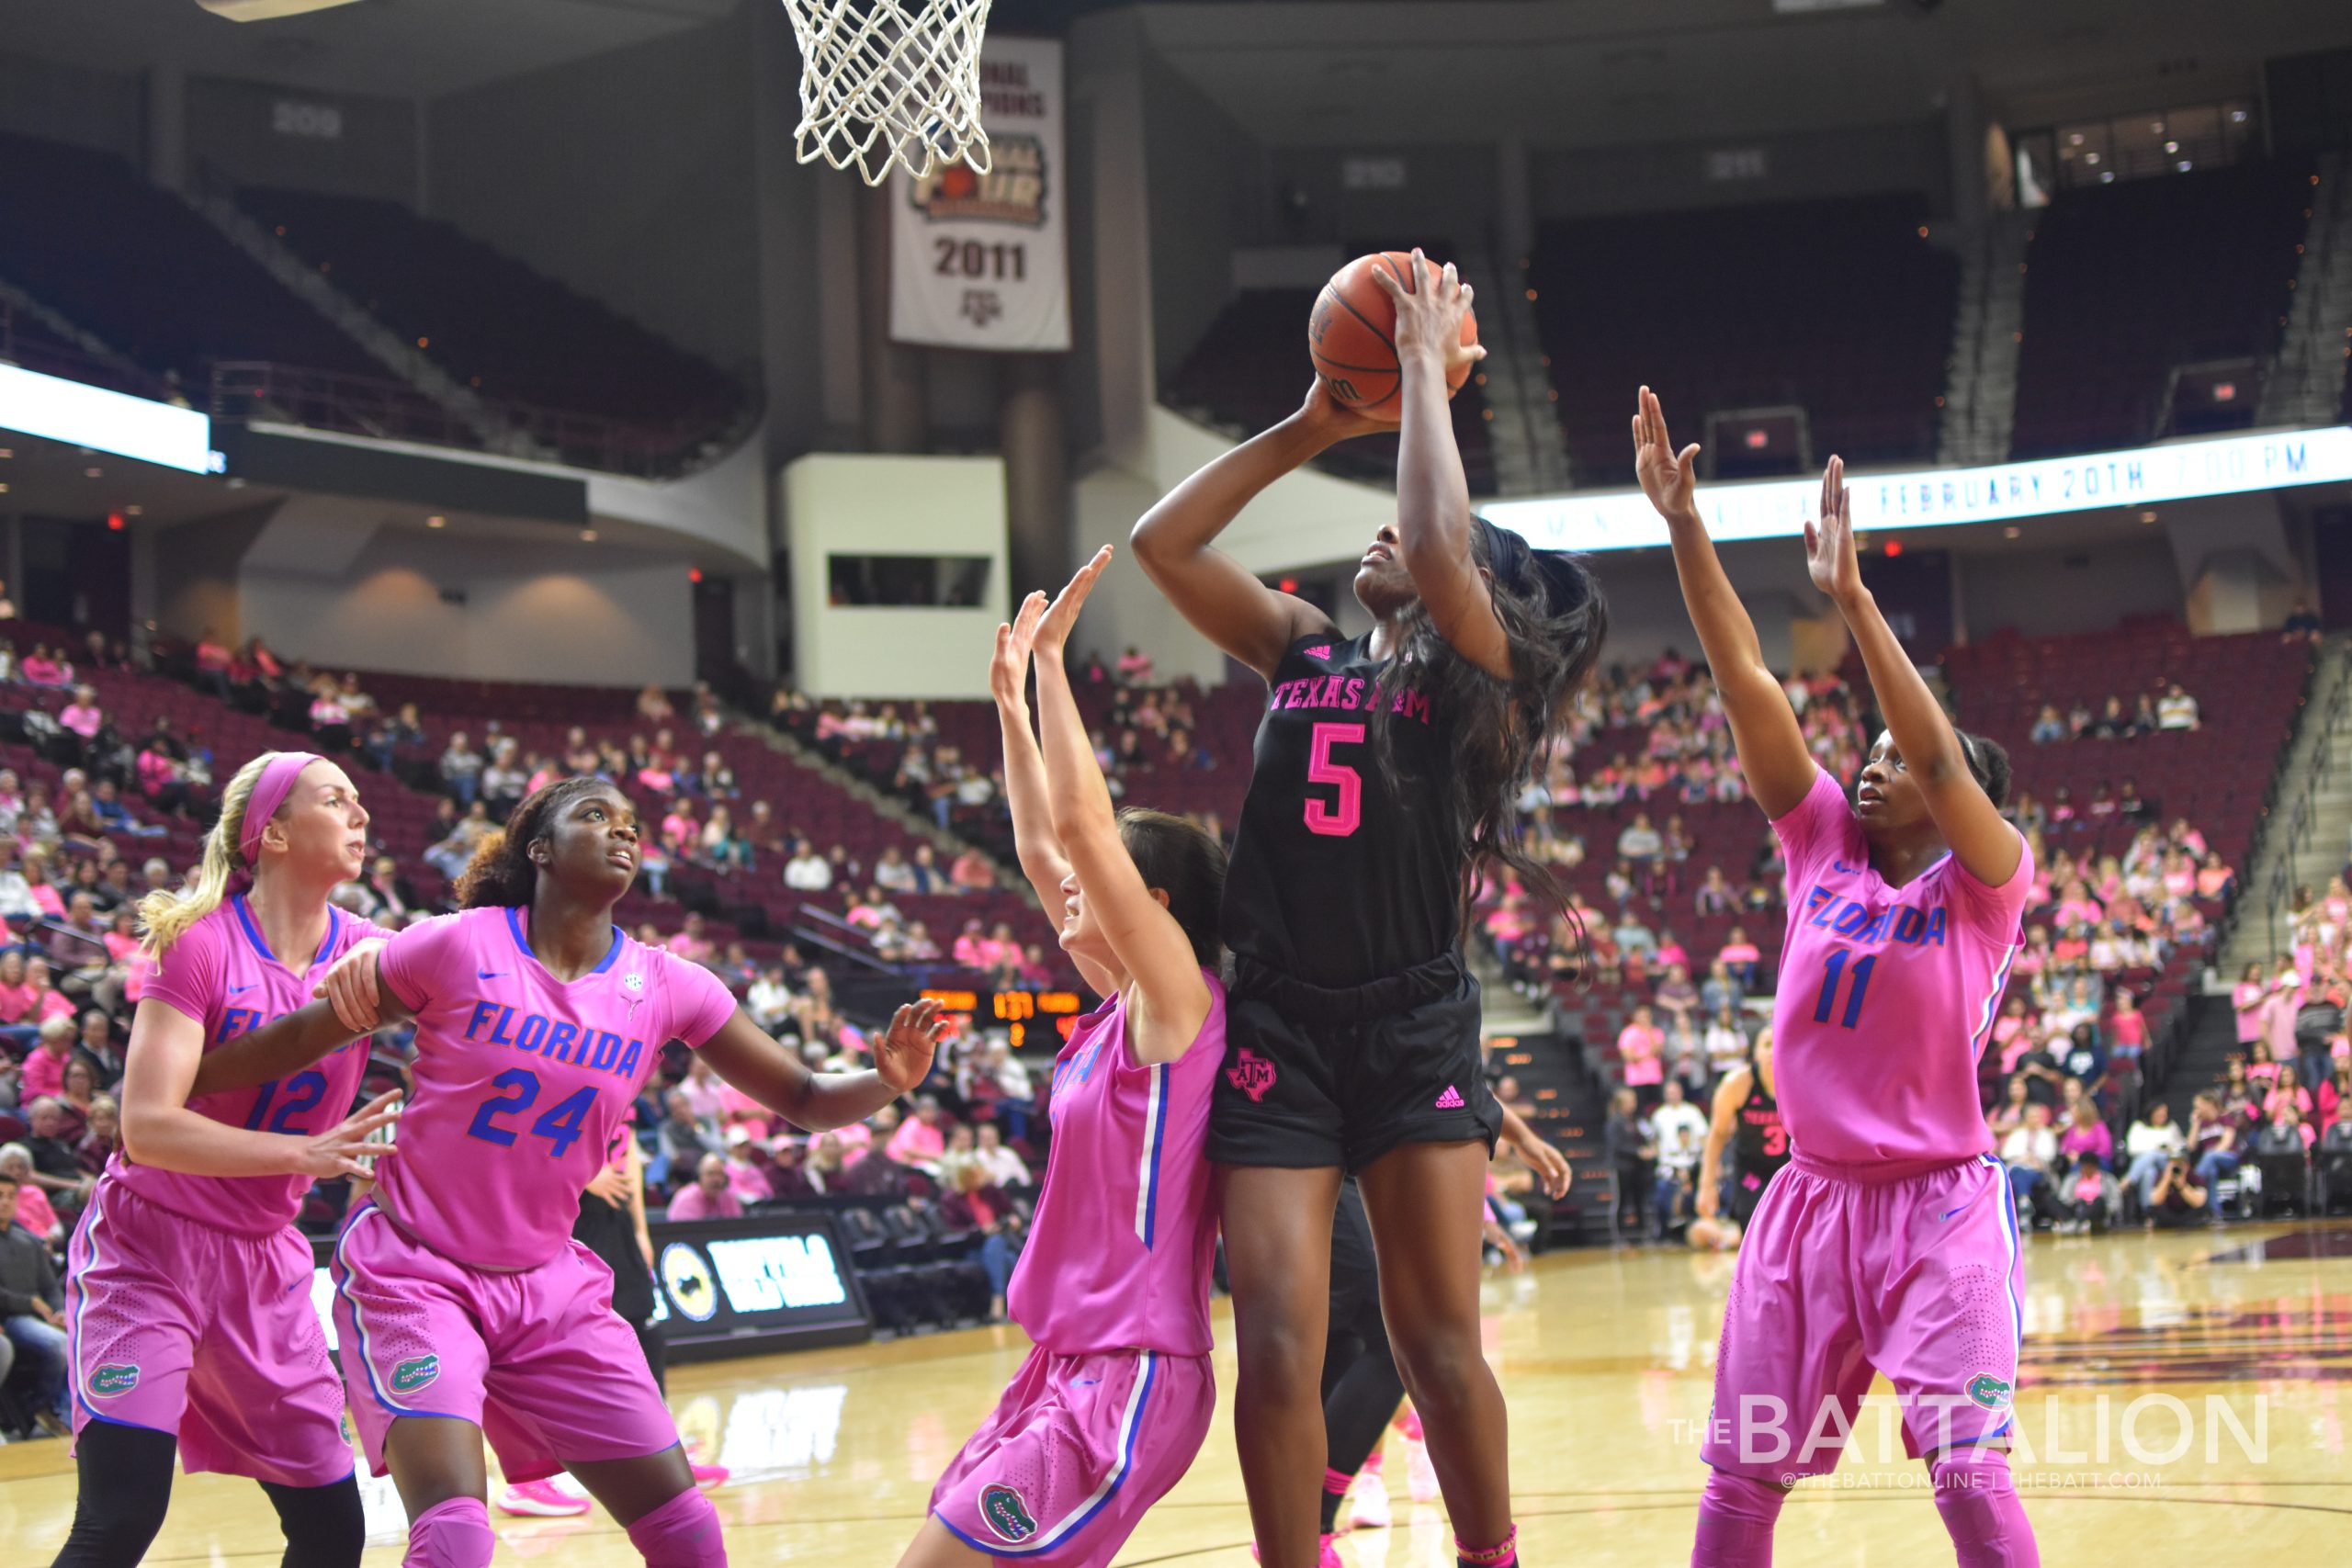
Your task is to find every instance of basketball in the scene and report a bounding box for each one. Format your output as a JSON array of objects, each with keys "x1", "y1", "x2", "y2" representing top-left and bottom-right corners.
[{"x1": 1307, "y1": 251, "x2": 1480, "y2": 412}]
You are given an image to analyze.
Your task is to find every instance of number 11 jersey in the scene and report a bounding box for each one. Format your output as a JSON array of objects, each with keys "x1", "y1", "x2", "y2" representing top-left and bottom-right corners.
[
  {"x1": 376, "y1": 906, "x2": 737, "y2": 1269},
  {"x1": 1222, "y1": 633, "x2": 1466, "y2": 991},
  {"x1": 1769, "y1": 766, "x2": 2032, "y2": 1169}
]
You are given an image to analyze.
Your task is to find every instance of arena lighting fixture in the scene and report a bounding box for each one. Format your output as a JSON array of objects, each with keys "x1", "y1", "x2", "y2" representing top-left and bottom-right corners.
[{"x1": 196, "y1": 0, "x2": 366, "y2": 20}]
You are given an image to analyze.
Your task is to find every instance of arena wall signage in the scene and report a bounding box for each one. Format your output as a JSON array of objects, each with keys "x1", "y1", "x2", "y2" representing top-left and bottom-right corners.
[
  {"x1": 0, "y1": 363, "x2": 217, "y2": 475},
  {"x1": 889, "y1": 35, "x2": 1070, "y2": 352},
  {"x1": 1482, "y1": 424, "x2": 2352, "y2": 554}
]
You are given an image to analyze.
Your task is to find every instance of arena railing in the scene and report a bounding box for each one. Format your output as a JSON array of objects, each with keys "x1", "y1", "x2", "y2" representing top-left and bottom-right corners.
[
  {"x1": 2258, "y1": 635, "x2": 2352, "y2": 960},
  {"x1": 209, "y1": 360, "x2": 752, "y2": 479}
]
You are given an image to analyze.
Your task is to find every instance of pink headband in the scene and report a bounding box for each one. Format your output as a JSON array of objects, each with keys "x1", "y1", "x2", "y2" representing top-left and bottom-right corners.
[{"x1": 240, "y1": 751, "x2": 322, "y2": 865}]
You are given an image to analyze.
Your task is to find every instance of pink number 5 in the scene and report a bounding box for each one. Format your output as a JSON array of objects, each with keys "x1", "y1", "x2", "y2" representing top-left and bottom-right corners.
[{"x1": 1304, "y1": 722, "x2": 1364, "y2": 837}]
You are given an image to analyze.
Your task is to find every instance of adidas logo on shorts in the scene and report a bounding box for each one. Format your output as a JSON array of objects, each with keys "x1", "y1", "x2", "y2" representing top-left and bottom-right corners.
[{"x1": 1434, "y1": 1084, "x2": 1465, "y2": 1110}]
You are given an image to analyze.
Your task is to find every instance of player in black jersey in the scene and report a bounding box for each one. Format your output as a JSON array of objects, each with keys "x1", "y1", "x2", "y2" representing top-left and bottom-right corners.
[
  {"x1": 1690, "y1": 1029, "x2": 1785, "y2": 1251},
  {"x1": 1132, "y1": 251, "x2": 1606, "y2": 1568}
]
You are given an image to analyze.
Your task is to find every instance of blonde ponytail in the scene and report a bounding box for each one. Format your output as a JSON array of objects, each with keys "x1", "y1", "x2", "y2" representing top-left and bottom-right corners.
[{"x1": 137, "y1": 752, "x2": 274, "y2": 961}]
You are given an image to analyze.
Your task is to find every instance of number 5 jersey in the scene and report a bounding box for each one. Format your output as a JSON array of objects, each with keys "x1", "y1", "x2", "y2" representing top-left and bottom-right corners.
[
  {"x1": 374, "y1": 906, "x2": 738, "y2": 1269},
  {"x1": 1769, "y1": 766, "x2": 2032, "y2": 1169},
  {"x1": 1221, "y1": 633, "x2": 1467, "y2": 990}
]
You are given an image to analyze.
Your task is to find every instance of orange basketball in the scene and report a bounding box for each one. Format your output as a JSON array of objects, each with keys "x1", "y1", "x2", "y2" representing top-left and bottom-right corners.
[{"x1": 1307, "y1": 251, "x2": 1479, "y2": 412}]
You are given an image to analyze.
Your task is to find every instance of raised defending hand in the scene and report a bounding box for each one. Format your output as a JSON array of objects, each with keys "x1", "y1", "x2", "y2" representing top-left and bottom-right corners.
[
  {"x1": 1369, "y1": 248, "x2": 1485, "y2": 376},
  {"x1": 1633, "y1": 385, "x2": 1702, "y2": 521},
  {"x1": 1035, "y1": 545, "x2": 1113, "y2": 655},
  {"x1": 990, "y1": 592, "x2": 1048, "y2": 714},
  {"x1": 314, "y1": 939, "x2": 388, "y2": 1034},
  {"x1": 1803, "y1": 455, "x2": 1862, "y2": 603},
  {"x1": 290, "y1": 1089, "x2": 402, "y2": 1181},
  {"x1": 872, "y1": 997, "x2": 948, "y2": 1093}
]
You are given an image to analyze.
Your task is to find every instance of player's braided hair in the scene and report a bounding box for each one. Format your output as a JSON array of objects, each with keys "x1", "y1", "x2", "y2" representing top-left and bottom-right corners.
[
  {"x1": 1368, "y1": 519, "x2": 1608, "y2": 966},
  {"x1": 457, "y1": 776, "x2": 623, "y2": 908}
]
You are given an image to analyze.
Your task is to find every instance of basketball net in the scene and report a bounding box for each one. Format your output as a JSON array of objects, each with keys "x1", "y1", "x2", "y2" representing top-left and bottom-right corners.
[{"x1": 781, "y1": 0, "x2": 995, "y2": 186}]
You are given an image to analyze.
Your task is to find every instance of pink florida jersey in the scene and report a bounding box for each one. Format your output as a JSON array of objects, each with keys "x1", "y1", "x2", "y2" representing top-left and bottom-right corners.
[
  {"x1": 374, "y1": 906, "x2": 737, "y2": 1269},
  {"x1": 108, "y1": 897, "x2": 389, "y2": 1234},
  {"x1": 1008, "y1": 976, "x2": 1225, "y2": 1358},
  {"x1": 1770, "y1": 767, "x2": 2031, "y2": 1169}
]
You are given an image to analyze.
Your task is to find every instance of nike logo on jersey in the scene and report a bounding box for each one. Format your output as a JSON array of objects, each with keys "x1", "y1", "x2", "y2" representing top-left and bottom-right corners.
[
  {"x1": 228, "y1": 983, "x2": 257, "y2": 994},
  {"x1": 1939, "y1": 1186, "x2": 1991, "y2": 1222},
  {"x1": 477, "y1": 969, "x2": 507, "y2": 980}
]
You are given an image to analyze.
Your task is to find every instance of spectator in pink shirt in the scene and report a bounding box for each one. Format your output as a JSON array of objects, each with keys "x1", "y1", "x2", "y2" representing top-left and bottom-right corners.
[
  {"x1": 18, "y1": 1017, "x2": 75, "y2": 1101},
  {"x1": 665, "y1": 911, "x2": 717, "y2": 965},
  {"x1": 59, "y1": 686, "x2": 104, "y2": 741},
  {"x1": 666, "y1": 1155, "x2": 745, "y2": 1221},
  {"x1": 1618, "y1": 1005, "x2": 1666, "y2": 1098},
  {"x1": 886, "y1": 1096, "x2": 948, "y2": 1166}
]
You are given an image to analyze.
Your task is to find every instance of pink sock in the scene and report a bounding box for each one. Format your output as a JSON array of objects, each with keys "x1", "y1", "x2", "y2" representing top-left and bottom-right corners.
[
  {"x1": 1691, "y1": 1468, "x2": 1783, "y2": 1567},
  {"x1": 1457, "y1": 1525, "x2": 1517, "y2": 1567},
  {"x1": 405, "y1": 1496, "x2": 494, "y2": 1568},
  {"x1": 1396, "y1": 1409, "x2": 1425, "y2": 1442},
  {"x1": 1325, "y1": 1467, "x2": 1355, "y2": 1497},
  {"x1": 1930, "y1": 1449, "x2": 2039, "y2": 1567},
  {"x1": 625, "y1": 1485, "x2": 728, "y2": 1567},
  {"x1": 1362, "y1": 1449, "x2": 1385, "y2": 1476}
]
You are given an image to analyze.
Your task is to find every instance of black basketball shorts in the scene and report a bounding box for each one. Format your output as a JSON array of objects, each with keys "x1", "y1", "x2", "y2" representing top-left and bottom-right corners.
[{"x1": 1209, "y1": 951, "x2": 1502, "y2": 1173}]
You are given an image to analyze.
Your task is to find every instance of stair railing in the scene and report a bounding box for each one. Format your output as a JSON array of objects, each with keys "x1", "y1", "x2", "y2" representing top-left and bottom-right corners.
[{"x1": 2262, "y1": 638, "x2": 2352, "y2": 958}]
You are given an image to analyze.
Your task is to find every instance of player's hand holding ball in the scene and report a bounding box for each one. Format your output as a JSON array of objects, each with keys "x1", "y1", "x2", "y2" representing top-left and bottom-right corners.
[
  {"x1": 1367, "y1": 247, "x2": 1484, "y2": 381},
  {"x1": 873, "y1": 997, "x2": 948, "y2": 1093}
]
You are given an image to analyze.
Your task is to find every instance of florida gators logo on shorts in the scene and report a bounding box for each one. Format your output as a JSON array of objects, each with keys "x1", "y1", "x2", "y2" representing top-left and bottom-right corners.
[
  {"x1": 1226, "y1": 1047, "x2": 1277, "y2": 1103},
  {"x1": 390, "y1": 1354, "x2": 440, "y2": 1394},
  {"x1": 89, "y1": 1362, "x2": 139, "y2": 1397},
  {"x1": 980, "y1": 1483, "x2": 1038, "y2": 1542},
  {"x1": 1967, "y1": 1373, "x2": 2013, "y2": 1410}
]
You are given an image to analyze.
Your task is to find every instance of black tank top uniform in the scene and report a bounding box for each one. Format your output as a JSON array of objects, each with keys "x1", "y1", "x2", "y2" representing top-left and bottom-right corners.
[
  {"x1": 1728, "y1": 1044, "x2": 1789, "y2": 1224},
  {"x1": 1210, "y1": 632, "x2": 1503, "y2": 1173}
]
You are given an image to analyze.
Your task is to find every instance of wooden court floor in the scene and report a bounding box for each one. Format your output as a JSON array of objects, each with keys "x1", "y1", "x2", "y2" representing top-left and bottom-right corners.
[{"x1": 6, "y1": 1221, "x2": 2348, "y2": 1565}]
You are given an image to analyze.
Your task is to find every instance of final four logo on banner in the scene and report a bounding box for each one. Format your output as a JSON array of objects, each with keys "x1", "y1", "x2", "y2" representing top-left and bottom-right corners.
[{"x1": 889, "y1": 35, "x2": 1070, "y2": 353}]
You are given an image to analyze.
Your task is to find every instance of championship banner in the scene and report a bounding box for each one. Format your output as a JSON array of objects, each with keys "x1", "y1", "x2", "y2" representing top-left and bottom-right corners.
[{"x1": 889, "y1": 35, "x2": 1069, "y2": 352}]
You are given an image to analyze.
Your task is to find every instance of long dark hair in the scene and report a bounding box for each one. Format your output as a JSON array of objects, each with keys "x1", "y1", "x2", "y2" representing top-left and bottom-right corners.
[
  {"x1": 1116, "y1": 807, "x2": 1227, "y2": 967},
  {"x1": 1369, "y1": 518, "x2": 1607, "y2": 943},
  {"x1": 456, "y1": 777, "x2": 620, "y2": 908}
]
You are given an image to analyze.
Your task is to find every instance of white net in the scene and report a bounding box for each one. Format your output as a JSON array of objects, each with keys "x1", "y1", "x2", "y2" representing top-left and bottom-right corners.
[{"x1": 782, "y1": 0, "x2": 996, "y2": 186}]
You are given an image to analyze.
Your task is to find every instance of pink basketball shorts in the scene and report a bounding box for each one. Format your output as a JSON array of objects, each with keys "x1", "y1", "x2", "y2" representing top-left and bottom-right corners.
[
  {"x1": 330, "y1": 1201, "x2": 680, "y2": 1483},
  {"x1": 1702, "y1": 1151, "x2": 2026, "y2": 1482},
  {"x1": 931, "y1": 1345, "x2": 1215, "y2": 1567},
  {"x1": 64, "y1": 1179, "x2": 356, "y2": 1487}
]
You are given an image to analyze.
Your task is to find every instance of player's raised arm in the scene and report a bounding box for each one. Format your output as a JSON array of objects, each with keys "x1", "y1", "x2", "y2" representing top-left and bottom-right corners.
[
  {"x1": 1129, "y1": 387, "x2": 1376, "y2": 681},
  {"x1": 1807, "y1": 457, "x2": 2022, "y2": 888},
  {"x1": 1371, "y1": 250, "x2": 1509, "y2": 679},
  {"x1": 1634, "y1": 386, "x2": 1817, "y2": 818},
  {"x1": 1032, "y1": 547, "x2": 1215, "y2": 1064},
  {"x1": 992, "y1": 592, "x2": 1114, "y2": 998}
]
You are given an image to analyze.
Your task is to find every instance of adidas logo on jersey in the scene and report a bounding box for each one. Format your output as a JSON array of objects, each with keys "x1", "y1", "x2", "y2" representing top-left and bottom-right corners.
[{"x1": 1434, "y1": 1084, "x2": 1465, "y2": 1110}]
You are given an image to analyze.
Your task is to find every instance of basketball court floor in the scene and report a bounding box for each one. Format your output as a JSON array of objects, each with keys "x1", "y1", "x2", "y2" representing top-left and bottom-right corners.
[{"x1": 5, "y1": 1221, "x2": 2346, "y2": 1564}]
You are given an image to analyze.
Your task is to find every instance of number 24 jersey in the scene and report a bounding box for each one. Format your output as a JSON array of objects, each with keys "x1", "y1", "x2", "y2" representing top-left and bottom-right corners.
[{"x1": 376, "y1": 906, "x2": 737, "y2": 1269}]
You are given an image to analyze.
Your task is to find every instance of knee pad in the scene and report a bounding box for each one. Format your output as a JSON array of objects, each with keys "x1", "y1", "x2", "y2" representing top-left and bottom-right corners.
[
  {"x1": 1691, "y1": 1467, "x2": 1786, "y2": 1568},
  {"x1": 1929, "y1": 1448, "x2": 2040, "y2": 1568},
  {"x1": 261, "y1": 1475, "x2": 366, "y2": 1568},
  {"x1": 625, "y1": 1485, "x2": 727, "y2": 1568},
  {"x1": 404, "y1": 1496, "x2": 494, "y2": 1568}
]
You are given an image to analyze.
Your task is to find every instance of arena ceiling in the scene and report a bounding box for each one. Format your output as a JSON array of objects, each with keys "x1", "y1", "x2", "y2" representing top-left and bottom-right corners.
[{"x1": 4, "y1": 0, "x2": 2347, "y2": 143}]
